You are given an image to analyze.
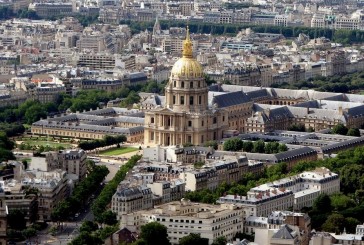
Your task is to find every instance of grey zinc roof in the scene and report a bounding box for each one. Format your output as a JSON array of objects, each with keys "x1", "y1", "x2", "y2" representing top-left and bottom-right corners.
[
  {"x1": 271, "y1": 225, "x2": 295, "y2": 240},
  {"x1": 211, "y1": 91, "x2": 251, "y2": 108},
  {"x1": 116, "y1": 187, "x2": 142, "y2": 197},
  {"x1": 245, "y1": 89, "x2": 270, "y2": 100},
  {"x1": 32, "y1": 120, "x2": 143, "y2": 135},
  {"x1": 321, "y1": 136, "x2": 364, "y2": 152}
]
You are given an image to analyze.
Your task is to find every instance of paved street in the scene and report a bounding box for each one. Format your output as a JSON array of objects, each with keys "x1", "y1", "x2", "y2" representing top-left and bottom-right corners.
[{"x1": 12, "y1": 149, "x2": 141, "y2": 244}]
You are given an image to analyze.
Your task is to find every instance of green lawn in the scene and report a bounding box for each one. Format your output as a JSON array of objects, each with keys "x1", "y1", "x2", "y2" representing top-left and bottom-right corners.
[
  {"x1": 100, "y1": 147, "x2": 138, "y2": 156},
  {"x1": 21, "y1": 139, "x2": 72, "y2": 148}
]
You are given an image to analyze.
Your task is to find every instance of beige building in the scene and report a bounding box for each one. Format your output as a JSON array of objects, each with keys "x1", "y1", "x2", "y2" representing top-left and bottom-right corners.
[
  {"x1": 22, "y1": 170, "x2": 69, "y2": 221},
  {"x1": 218, "y1": 189, "x2": 295, "y2": 217},
  {"x1": 45, "y1": 149, "x2": 87, "y2": 180},
  {"x1": 120, "y1": 201, "x2": 244, "y2": 245},
  {"x1": 144, "y1": 28, "x2": 228, "y2": 146},
  {"x1": 179, "y1": 157, "x2": 249, "y2": 191}
]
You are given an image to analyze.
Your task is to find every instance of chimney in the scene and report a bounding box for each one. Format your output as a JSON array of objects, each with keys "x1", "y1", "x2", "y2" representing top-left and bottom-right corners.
[{"x1": 338, "y1": 106, "x2": 343, "y2": 115}]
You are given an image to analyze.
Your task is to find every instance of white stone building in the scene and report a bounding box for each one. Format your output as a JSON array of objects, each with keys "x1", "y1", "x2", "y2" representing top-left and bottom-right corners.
[{"x1": 120, "y1": 200, "x2": 244, "y2": 245}]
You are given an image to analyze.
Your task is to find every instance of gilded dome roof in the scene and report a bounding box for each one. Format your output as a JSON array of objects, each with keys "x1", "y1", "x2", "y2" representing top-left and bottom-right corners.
[
  {"x1": 171, "y1": 57, "x2": 203, "y2": 78},
  {"x1": 170, "y1": 27, "x2": 203, "y2": 78}
]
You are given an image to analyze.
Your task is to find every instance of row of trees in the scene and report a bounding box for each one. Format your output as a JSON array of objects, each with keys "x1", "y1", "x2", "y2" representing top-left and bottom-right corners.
[
  {"x1": 0, "y1": 132, "x2": 15, "y2": 162},
  {"x1": 332, "y1": 123, "x2": 361, "y2": 136},
  {"x1": 91, "y1": 155, "x2": 142, "y2": 222},
  {"x1": 0, "y1": 123, "x2": 25, "y2": 137},
  {"x1": 0, "y1": 6, "x2": 39, "y2": 20},
  {"x1": 120, "y1": 19, "x2": 364, "y2": 44},
  {"x1": 288, "y1": 124, "x2": 314, "y2": 132},
  {"x1": 272, "y1": 71, "x2": 364, "y2": 93},
  {"x1": 78, "y1": 135, "x2": 127, "y2": 151},
  {"x1": 223, "y1": 138, "x2": 288, "y2": 153},
  {"x1": 51, "y1": 164, "x2": 109, "y2": 223}
]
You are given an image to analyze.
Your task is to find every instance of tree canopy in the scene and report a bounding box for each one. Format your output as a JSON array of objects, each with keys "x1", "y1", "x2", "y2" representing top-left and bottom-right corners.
[
  {"x1": 139, "y1": 222, "x2": 170, "y2": 245},
  {"x1": 179, "y1": 233, "x2": 208, "y2": 245}
]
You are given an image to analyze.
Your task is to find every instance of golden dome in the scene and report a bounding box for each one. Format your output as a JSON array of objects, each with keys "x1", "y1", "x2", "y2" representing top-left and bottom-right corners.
[{"x1": 170, "y1": 27, "x2": 203, "y2": 78}]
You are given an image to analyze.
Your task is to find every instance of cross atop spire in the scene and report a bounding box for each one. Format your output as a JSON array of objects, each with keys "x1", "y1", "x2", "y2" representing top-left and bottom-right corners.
[{"x1": 182, "y1": 26, "x2": 193, "y2": 58}]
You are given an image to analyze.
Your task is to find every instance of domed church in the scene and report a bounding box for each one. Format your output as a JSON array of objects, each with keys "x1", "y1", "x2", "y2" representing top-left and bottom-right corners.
[{"x1": 144, "y1": 28, "x2": 228, "y2": 146}]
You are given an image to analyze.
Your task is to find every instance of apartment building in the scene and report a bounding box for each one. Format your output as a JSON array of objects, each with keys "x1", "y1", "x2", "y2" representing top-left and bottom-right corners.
[
  {"x1": 179, "y1": 157, "x2": 249, "y2": 191},
  {"x1": 112, "y1": 186, "x2": 153, "y2": 220},
  {"x1": 45, "y1": 149, "x2": 87, "y2": 180},
  {"x1": 249, "y1": 167, "x2": 340, "y2": 211},
  {"x1": 30, "y1": 83, "x2": 66, "y2": 103},
  {"x1": 77, "y1": 53, "x2": 117, "y2": 70},
  {"x1": 22, "y1": 170, "x2": 69, "y2": 221},
  {"x1": 120, "y1": 201, "x2": 244, "y2": 245},
  {"x1": 0, "y1": 91, "x2": 27, "y2": 108},
  {"x1": 112, "y1": 180, "x2": 186, "y2": 221},
  {"x1": 0, "y1": 180, "x2": 38, "y2": 225},
  {"x1": 217, "y1": 189, "x2": 294, "y2": 217},
  {"x1": 71, "y1": 77, "x2": 123, "y2": 92},
  {"x1": 29, "y1": 2, "x2": 75, "y2": 18}
]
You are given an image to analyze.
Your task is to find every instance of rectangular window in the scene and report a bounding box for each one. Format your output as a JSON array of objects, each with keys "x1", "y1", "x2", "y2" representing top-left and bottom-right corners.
[
  {"x1": 180, "y1": 96, "x2": 184, "y2": 105},
  {"x1": 213, "y1": 117, "x2": 217, "y2": 124},
  {"x1": 201, "y1": 120, "x2": 204, "y2": 126},
  {"x1": 188, "y1": 121, "x2": 192, "y2": 127},
  {"x1": 173, "y1": 96, "x2": 176, "y2": 104},
  {"x1": 190, "y1": 96, "x2": 194, "y2": 105},
  {"x1": 199, "y1": 96, "x2": 202, "y2": 104}
]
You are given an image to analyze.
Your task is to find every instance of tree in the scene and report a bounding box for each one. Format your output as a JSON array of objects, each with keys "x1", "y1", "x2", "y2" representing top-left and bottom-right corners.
[
  {"x1": 345, "y1": 217, "x2": 361, "y2": 233},
  {"x1": 330, "y1": 193, "x2": 356, "y2": 211},
  {"x1": 211, "y1": 236, "x2": 227, "y2": 245},
  {"x1": 347, "y1": 128, "x2": 360, "y2": 137},
  {"x1": 204, "y1": 140, "x2": 218, "y2": 150},
  {"x1": 288, "y1": 124, "x2": 305, "y2": 132},
  {"x1": 322, "y1": 213, "x2": 346, "y2": 233},
  {"x1": 139, "y1": 222, "x2": 170, "y2": 245},
  {"x1": 120, "y1": 91, "x2": 140, "y2": 108},
  {"x1": 179, "y1": 233, "x2": 209, "y2": 245},
  {"x1": 24, "y1": 104, "x2": 47, "y2": 124},
  {"x1": 100, "y1": 210, "x2": 118, "y2": 225},
  {"x1": 313, "y1": 194, "x2": 332, "y2": 213},
  {"x1": 22, "y1": 159, "x2": 28, "y2": 170},
  {"x1": 80, "y1": 221, "x2": 99, "y2": 233},
  {"x1": 278, "y1": 144, "x2": 288, "y2": 152},
  {"x1": 8, "y1": 209, "x2": 27, "y2": 230},
  {"x1": 332, "y1": 123, "x2": 348, "y2": 135},
  {"x1": 22, "y1": 227, "x2": 37, "y2": 239},
  {"x1": 223, "y1": 138, "x2": 243, "y2": 151},
  {"x1": 253, "y1": 140, "x2": 265, "y2": 153},
  {"x1": 69, "y1": 231, "x2": 103, "y2": 245},
  {"x1": 242, "y1": 141, "x2": 253, "y2": 152}
]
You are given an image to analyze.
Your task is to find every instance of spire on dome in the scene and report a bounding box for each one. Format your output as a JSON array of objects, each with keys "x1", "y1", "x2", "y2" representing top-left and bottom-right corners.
[{"x1": 182, "y1": 26, "x2": 193, "y2": 58}]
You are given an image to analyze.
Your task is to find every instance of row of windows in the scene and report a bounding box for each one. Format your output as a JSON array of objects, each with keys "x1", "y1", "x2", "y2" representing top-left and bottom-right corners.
[{"x1": 173, "y1": 81, "x2": 204, "y2": 89}]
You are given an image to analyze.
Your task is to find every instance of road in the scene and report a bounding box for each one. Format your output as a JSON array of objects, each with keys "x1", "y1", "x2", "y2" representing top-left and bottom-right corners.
[{"x1": 13, "y1": 151, "x2": 140, "y2": 245}]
